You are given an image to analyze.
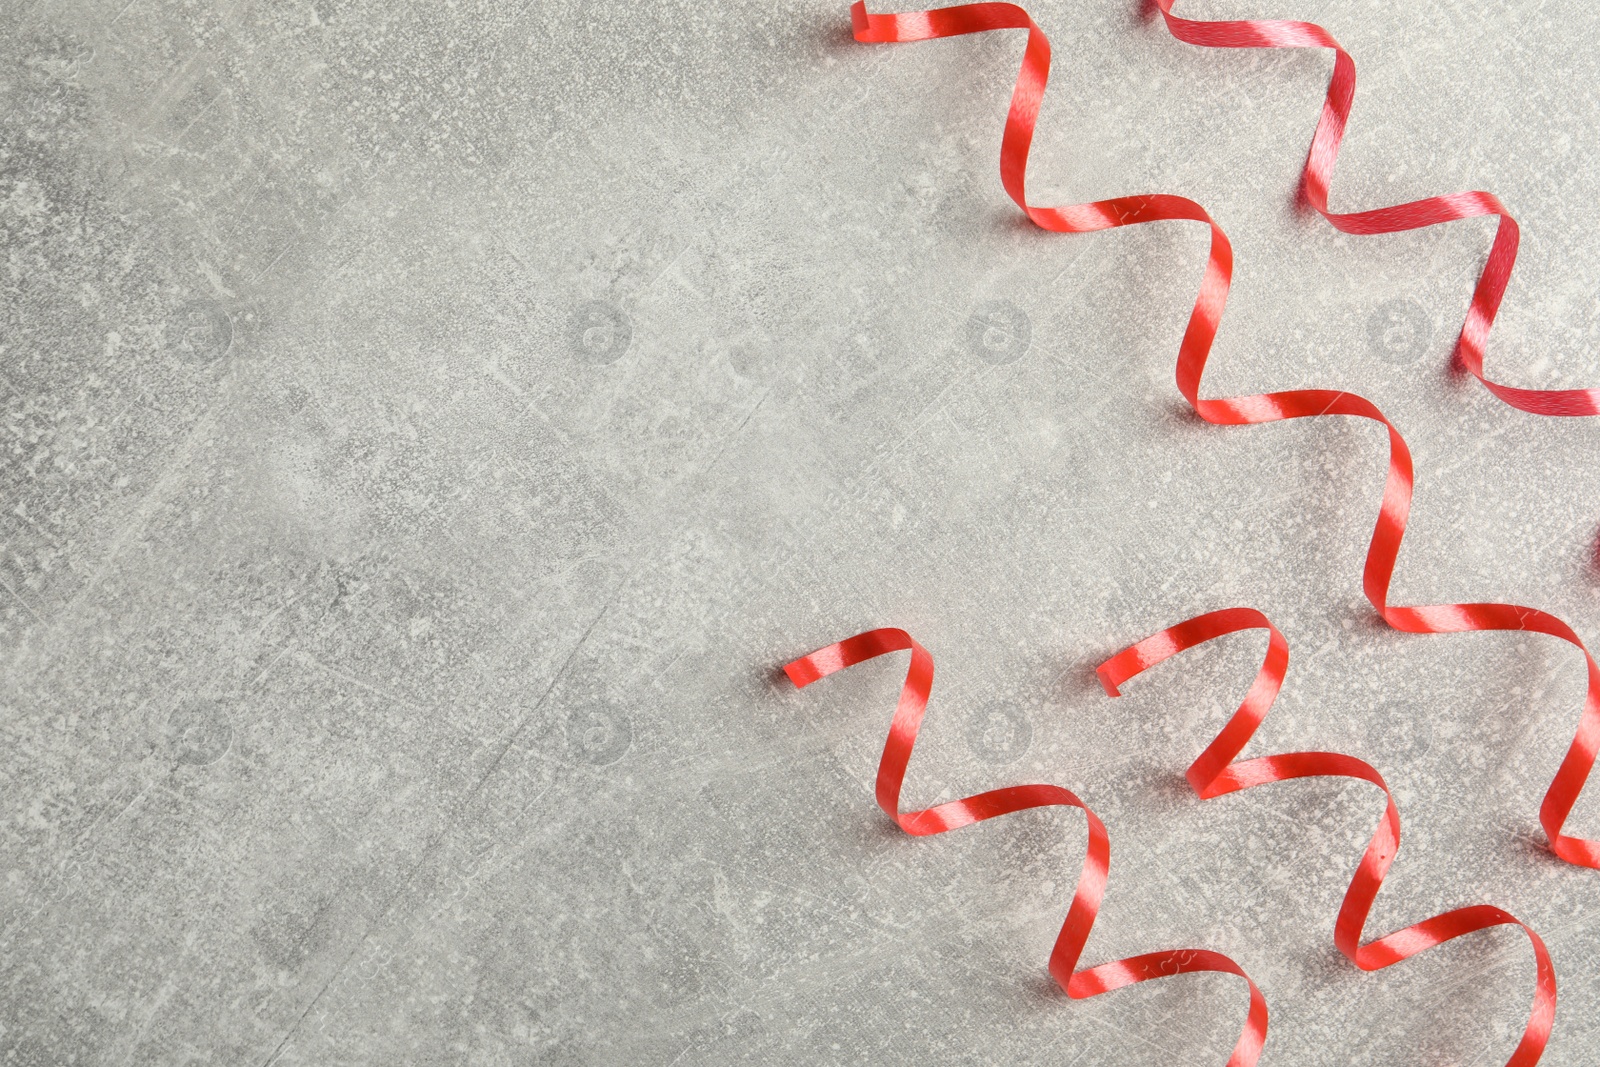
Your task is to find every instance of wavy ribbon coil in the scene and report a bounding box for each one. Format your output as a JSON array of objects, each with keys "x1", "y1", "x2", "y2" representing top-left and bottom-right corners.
[
  {"x1": 776, "y1": 2, "x2": 1600, "y2": 1059},
  {"x1": 782, "y1": 610, "x2": 1558, "y2": 1063},
  {"x1": 784, "y1": 629, "x2": 1268, "y2": 1066},
  {"x1": 1099, "y1": 607, "x2": 1555, "y2": 1064},
  {"x1": 1144, "y1": 0, "x2": 1600, "y2": 416}
]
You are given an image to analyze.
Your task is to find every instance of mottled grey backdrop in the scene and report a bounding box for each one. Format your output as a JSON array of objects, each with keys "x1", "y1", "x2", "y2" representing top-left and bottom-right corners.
[{"x1": 4, "y1": 0, "x2": 1600, "y2": 1063}]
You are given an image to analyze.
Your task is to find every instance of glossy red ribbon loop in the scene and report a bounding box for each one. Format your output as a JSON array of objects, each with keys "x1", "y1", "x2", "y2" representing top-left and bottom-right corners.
[
  {"x1": 1146, "y1": 0, "x2": 1600, "y2": 416},
  {"x1": 785, "y1": 631, "x2": 1268, "y2": 1065},
  {"x1": 1100, "y1": 608, "x2": 1555, "y2": 1064},
  {"x1": 813, "y1": 3, "x2": 1600, "y2": 1059}
]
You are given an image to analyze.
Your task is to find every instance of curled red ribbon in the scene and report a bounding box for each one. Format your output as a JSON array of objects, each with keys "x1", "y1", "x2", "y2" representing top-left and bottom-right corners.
[
  {"x1": 1099, "y1": 607, "x2": 1556, "y2": 1065},
  {"x1": 801, "y1": 2, "x2": 1600, "y2": 1058},
  {"x1": 849, "y1": 0, "x2": 1600, "y2": 870},
  {"x1": 1145, "y1": 0, "x2": 1600, "y2": 416},
  {"x1": 784, "y1": 630, "x2": 1269, "y2": 1066}
]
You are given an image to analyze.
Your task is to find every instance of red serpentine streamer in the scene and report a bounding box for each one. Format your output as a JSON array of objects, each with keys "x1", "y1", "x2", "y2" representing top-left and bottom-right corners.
[
  {"x1": 784, "y1": 1, "x2": 1600, "y2": 1057},
  {"x1": 1142, "y1": 0, "x2": 1600, "y2": 416},
  {"x1": 848, "y1": 0, "x2": 1600, "y2": 869},
  {"x1": 783, "y1": 628, "x2": 1269, "y2": 1065},
  {"x1": 1098, "y1": 607, "x2": 1555, "y2": 1064}
]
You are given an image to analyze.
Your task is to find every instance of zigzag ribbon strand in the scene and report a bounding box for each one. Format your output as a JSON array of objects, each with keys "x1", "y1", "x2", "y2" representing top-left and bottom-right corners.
[
  {"x1": 848, "y1": 0, "x2": 1600, "y2": 869},
  {"x1": 779, "y1": 2, "x2": 1600, "y2": 1057},
  {"x1": 1147, "y1": 0, "x2": 1600, "y2": 416},
  {"x1": 784, "y1": 629, "x2": 1269, "y2": 1065},
  {"x1": 1098, "y1": 607, "x2": 1556, "y2": 1064}
]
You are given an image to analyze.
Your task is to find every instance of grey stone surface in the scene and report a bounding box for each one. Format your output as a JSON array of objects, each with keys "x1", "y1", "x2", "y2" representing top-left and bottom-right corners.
[{"x1": 3, "y1": 0, "x2": 1600, "y2": 1062}]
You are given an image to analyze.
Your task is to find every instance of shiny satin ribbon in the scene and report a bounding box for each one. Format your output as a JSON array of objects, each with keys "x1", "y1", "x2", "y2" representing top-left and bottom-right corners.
[
  {"x1": 801, "y1": 2, "x2": 1600, "y2": 1058},
  {"x1": 849, "y1": 0, "x2": 1600, "y2": 871},
  {"x1": 784, "y1": 629, "x2": 1268, "y2": 1066},
  {"x1": 1144, "y1": 0, "x2": 1600, "y2": 416},
  {"x1": 1099, "y1": 607, "x2": 1555, "y2": 1065}
]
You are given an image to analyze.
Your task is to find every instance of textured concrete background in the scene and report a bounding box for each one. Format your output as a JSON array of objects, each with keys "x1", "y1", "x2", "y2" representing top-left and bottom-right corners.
[{"x1": 4, "y1": 0, "x2": 1600, "y2": 1062}]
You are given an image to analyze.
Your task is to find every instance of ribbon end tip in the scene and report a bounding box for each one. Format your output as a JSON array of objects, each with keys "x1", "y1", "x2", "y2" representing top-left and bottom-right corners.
[
  {"x1": 783, "y1": 659, "x2": 821, "y2": 688},
  {"x1": 849, "y1": 2, "x2": 870, "y2": 39}
]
